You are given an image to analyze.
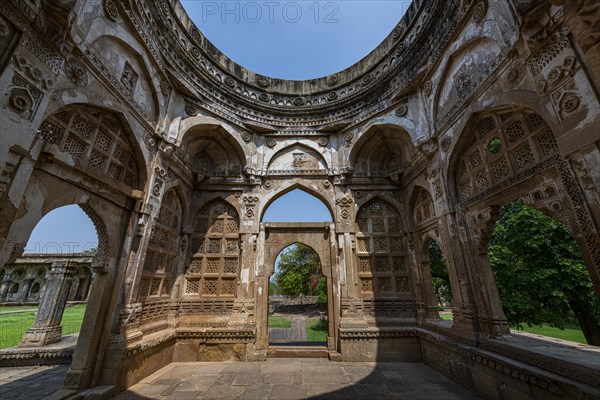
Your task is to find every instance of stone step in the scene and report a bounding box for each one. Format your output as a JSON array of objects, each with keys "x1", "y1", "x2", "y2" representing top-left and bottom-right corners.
[{"x1": 267, "y1": 346, "x2": 329, "y2": 359}]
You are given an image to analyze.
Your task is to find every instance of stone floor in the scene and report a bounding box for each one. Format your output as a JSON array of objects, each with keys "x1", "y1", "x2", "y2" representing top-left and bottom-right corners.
[
  {"x1": 269, "y1": 314, "x2": 309, "y2": 344},
  {"x1": 0, "y1": 364, "x2": 69, "y2": 399},
  {"x1": 113, "y1": 359, "x2": 482, "y2": 400}
]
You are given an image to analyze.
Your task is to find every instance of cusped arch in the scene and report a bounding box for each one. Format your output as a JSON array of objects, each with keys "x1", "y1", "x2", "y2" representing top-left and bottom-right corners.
[
  {"x1": 349, "y1": 123, "x2": 417, "y2": 178},
  {"x1": 259, "y1": 182, "x2": 335, "y2": 223}
]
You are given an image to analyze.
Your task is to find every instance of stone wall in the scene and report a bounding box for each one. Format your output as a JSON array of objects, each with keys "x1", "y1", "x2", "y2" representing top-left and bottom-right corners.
[{"x1": 0, "y1": 0, "x2": 598, "y2": 397}]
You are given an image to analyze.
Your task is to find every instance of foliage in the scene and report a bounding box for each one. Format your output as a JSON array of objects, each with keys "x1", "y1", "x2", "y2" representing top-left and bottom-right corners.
[
  {"x1": 429, "y1": 240, "x2": 452, "y2": 308},
  {"x1": 305, "y1": 318, "x2": 328, "y2": 342},
  {"x1": 268, "y1": 315, "x2": 292, "y2": 328},
  {"x1": 274, "y1": 244, "x2": 327, "y2": 306},
  {"x1": 489, "y1": 200, "x2": 600, "y2": 345},
  {"x1": 82, "y1": 247, "x2": 97, "y2": 255}
]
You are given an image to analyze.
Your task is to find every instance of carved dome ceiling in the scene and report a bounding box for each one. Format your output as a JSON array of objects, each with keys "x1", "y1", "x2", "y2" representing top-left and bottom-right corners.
[{"x1": 143, "y1": 0, "x2": 464, "y2": 130}]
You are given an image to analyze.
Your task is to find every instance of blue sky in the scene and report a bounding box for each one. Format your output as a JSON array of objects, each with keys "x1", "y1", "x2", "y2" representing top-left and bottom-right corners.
[
  {"x1": 27, "y1": 2, "x2": 405, "y2": 252},
  {"x1": 181, "y1": 0, "x2": 409, "y2": 80}
]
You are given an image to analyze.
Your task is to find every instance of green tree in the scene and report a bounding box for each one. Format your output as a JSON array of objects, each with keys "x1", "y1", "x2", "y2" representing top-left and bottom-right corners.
[
  {"x1": 489, "y1": 200, "x2": 600, "y2": 345},
  {"x1": 274, "y1": 244, "x2": 327, "y2": 305},
  {"x1": 429, "y1": 240, "x2": 452, "y2": 309}
]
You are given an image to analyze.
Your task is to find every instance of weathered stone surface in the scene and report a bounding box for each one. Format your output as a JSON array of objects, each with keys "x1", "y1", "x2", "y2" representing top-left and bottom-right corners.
[{"x1": 0, "y1": 0, "x2": 599, "y2": 398}]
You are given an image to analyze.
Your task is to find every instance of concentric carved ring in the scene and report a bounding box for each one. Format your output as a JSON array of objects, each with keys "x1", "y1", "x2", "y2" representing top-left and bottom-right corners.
[{"x1": 257, "y1": 76, "x2": 270, "y2": 88}]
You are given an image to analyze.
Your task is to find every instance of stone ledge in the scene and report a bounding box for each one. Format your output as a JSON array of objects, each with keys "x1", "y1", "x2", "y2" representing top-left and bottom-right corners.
[{"x1": 0, "y1": 347, "x2": 74, "y2": 367}]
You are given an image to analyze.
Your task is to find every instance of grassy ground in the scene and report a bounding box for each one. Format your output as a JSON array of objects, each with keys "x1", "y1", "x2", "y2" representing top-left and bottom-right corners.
[
  {"x1": 439, "y1": 312, "x2": 587, "y2": 344},
  {"x1": 513, "y1": 323, "x2": 587, "y2": 344},
  {"x1": 268, "y1": 315, "x2": 292, "y2": 328},
  {"x1": 306, "y1": 318, "x2": 328, "y2": 343},
  {"x1": 0, "y1": 306, "x2": 38, "y2": 313},
  {"x1": 440, "y1": 312, "x2": 453, "y2": 321},
  {"x1": 0, "y1": 304, "x2": 87, "y2": 349}
]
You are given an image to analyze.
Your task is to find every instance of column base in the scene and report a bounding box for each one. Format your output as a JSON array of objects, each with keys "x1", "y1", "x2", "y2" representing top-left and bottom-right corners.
[{"x1": 20, "y1": 325, "x2": 62, "y2": 347}]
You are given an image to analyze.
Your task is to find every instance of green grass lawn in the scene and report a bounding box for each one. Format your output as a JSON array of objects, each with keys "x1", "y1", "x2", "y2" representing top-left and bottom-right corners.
[
  {"x1": 306, "y1": 318, "x2": 328, "y2": 343},
  {"x1": 440, "y1": 312, "x2": 453, "y2": 321},
  {"x1": 268, "y1": 315, "x2": 292, "y2": 328},
  {"x1": 0, "y1": 306, "x2": 38, "y2": 313},
  {"x1": 438, "y1": 312, "x2": 586, "y2": 344},
  {"x1": 0, "y1": 304, "x2": 87, "y2": 349},
  {"x1": 513, "y1": 323, "x2": 587, "y2": 344}
]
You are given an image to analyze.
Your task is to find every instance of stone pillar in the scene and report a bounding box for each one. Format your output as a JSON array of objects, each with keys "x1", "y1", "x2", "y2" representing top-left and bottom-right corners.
[
  {"x1": 0, "y1": 276, "x2": 12, "y2": 301},
  {"x1": 19, "y1": 278, "x2": 34, "y2": 303},
  {"x1": 20, "y1": 261, "x2": 76, "y2": 346},
  {"x1": 460, "y1": 209, "x2": 510, "y2": 337}
]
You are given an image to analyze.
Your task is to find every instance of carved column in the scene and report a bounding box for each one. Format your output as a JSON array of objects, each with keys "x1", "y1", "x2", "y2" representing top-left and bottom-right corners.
[
  {"x1": 19, "y1": 278, "x2": 35, "y2": 303},
  {"x1": 460, "y1": 208, "x2": 510, "y2": 337},
  {"x1": 442, "y1": 213, "x2": 480, "y2": 338},
  {"x1": 407, "y1": 234, "x2": 429, "y2": 322},
  {"x1": 0, "y1": 276, "x2": 12, "y2": 301},
  {"x1": 20, "y1": 261, "x2": 76, "y2": 346}
]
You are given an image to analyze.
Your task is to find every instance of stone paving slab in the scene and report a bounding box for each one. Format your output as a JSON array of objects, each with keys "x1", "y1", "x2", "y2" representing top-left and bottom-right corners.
[
  {"x1": 114, "y1": 359, "x2": 482, "y2": 400},
  {"x1": 0, "y1": 364, "x2": 69, "y2": 399}
]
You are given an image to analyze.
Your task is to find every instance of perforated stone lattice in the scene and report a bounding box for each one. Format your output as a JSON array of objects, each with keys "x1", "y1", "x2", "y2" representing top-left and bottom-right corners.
[
  {"x1": 139, "y1": 189, "x2": 182, "y2": 300},
  {"x1": 457, "y1": 109, "x2": 558, "y2": 201},
  {"x1": 38, "y1": 107, "x2": 139, "y2": 188},
  {"x1": 184, "y1": 200, "x2": 240, "y2": 297},
  {"x1": 355, "y1": 200, "x2": 409, "y2": 296}
]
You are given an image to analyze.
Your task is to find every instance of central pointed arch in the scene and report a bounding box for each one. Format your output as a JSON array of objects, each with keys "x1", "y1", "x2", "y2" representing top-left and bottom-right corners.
[{"x1": 261, "y1": 184, "x2": 334, "y2": 223}]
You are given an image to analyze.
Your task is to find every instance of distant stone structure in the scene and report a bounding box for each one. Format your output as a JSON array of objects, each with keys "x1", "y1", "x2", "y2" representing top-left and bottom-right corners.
[
  {"x1": 0, "y1": 254, "x2": 92, "y2": 304},
  {"x1": 0, "y1": 0, "x2": 599, "y2": 398}
]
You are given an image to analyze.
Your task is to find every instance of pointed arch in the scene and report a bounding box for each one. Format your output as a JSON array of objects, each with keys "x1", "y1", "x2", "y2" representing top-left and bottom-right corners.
[
  {"x1": 36, "y1": 104, "x2": 147, "y2": 191},
  {"x1": 179, "y1": 123, "x2": 247, "y2": 177},
  {"x1": 409, "y1": 185, "x2": 435, "y2": 227},
  {"x1": 349, "y1": 124, "x2": 416, "y2": 178},
  {"x1": 449, "y1": 106, "x2": 559, "y2": 204},
  {"x1": 260, "y1": 183, "x2": 334, "y2": 223}
]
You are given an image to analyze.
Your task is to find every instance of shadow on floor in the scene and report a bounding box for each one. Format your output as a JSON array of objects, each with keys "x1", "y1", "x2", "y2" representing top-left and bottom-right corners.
[
  {"x1": 0, "y1": 364, "x2": 70, "y2": 400},
  {"x1": 111, "y1": 359, "x2": 481, "y2": 400}
]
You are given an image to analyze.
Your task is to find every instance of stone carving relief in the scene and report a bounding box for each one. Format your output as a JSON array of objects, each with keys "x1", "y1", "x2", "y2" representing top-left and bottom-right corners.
[
  {"x1": 103, "y1": 0, "x2": 119, "y2": 22},
  {"x1": 267, "y1": 145, "x2": 328, "y2": 175},
  {"x1": 437, "y1": 40, "x2": 501, "y2": 122},
  {"x1": 504, "y1": 60, "x2": 525, "y2": 89},
  {"x1": 6, "y1": 54, "x2": 53, "y2": 120},
  {"x1": 64, "y1": 57, "x2": 88, "y2": 87},
  {"x1": 88, "y1": 36, "x2": 157, "y2": 121},
  {"x1": 336, "y1": 194, "x2": 354, "y2": 220},
  {"x1": 242, "y1": 195, "x2": 259, "y2": 219}
]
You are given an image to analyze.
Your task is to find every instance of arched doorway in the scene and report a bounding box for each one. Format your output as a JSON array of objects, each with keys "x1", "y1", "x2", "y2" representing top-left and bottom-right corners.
[
  {"x1": 255, "y1": 188, "x2": 338, "y2": 357},
  {"x1": 0, "y1": 205, "x2": 98, "y2": 349},
  {"x1": 269, "y1": 243, "x2": 327, "y2": 346}
]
